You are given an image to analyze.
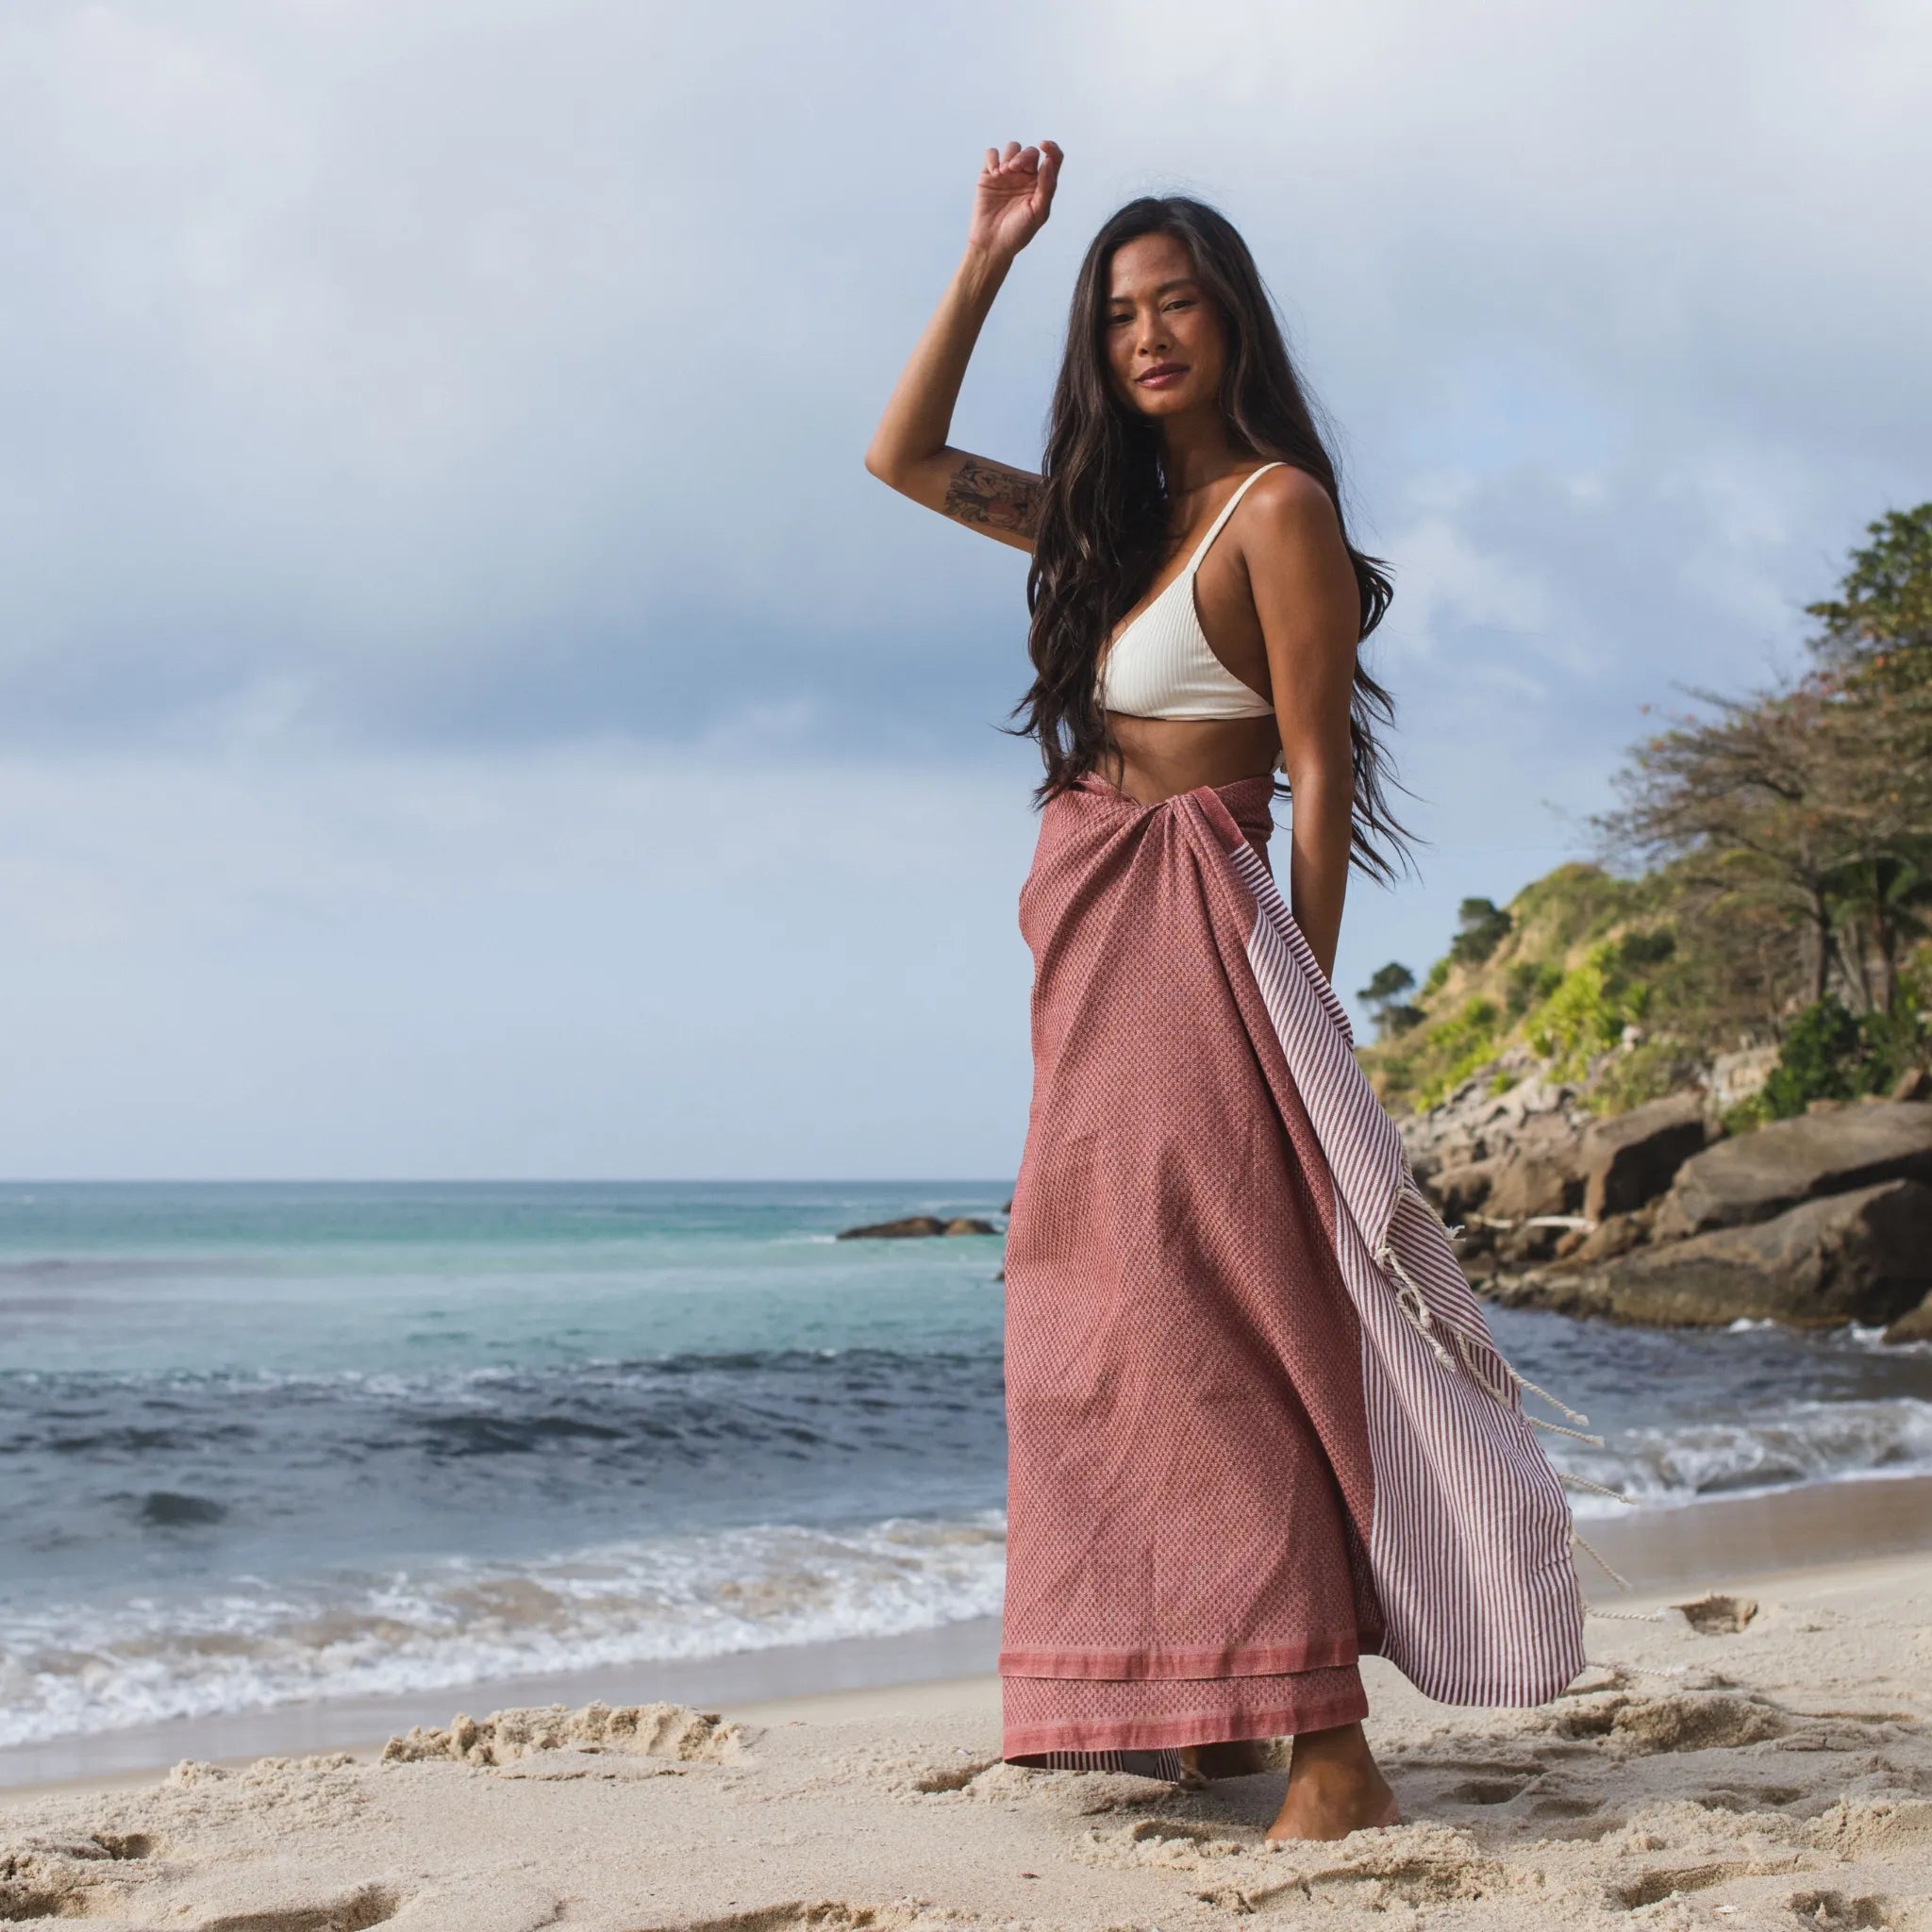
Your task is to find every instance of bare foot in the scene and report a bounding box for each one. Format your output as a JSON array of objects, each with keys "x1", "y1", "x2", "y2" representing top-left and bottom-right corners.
[{"x1": 1264, "y1": 1721, "x2": 1401, "y2": 1841}]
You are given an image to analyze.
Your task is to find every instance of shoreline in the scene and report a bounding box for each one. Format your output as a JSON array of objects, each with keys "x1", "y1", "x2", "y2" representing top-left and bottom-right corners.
[
  {"x1": 4, "y1": 1547, "x2": 1926, "y2": 1929},
  {"x1": 6, "y1": 1468, "x2": 1928, "y2": 1806}
]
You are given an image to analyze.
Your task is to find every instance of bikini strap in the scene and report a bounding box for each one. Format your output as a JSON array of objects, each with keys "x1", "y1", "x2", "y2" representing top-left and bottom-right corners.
[{"x1": 1182, "y1": 461, "x2": 1289, "y2": 575}]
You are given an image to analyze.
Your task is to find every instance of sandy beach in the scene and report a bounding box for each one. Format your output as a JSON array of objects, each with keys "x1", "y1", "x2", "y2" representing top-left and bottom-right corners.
[{"x1": 4, "y1": 1479, "x2": 1928, "y2": 1931}]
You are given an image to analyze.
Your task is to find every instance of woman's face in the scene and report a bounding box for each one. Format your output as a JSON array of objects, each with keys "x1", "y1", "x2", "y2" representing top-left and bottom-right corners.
[{"x1": 1103, "y1": 231, "x2": 1226, "y2": 422}]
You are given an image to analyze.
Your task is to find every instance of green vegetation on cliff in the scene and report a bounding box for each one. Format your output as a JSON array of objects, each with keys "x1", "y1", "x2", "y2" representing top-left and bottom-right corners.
[
  {"x1": 1357, "y1": 503, "x2": 1932, "y2": 1121},
  {"x1": 1357, "y1": 863, "x2": 1691, "y2": 1114}
]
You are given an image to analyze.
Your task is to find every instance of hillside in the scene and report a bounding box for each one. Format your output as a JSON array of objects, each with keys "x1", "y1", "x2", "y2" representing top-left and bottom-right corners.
[{"x1": 1356, "y1": 859, "x2": 1929, "y2": 1127}]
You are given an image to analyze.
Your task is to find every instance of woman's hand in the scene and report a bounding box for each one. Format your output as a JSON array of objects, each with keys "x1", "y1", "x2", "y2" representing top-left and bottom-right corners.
[{"x1": 966, "y1": 141, "x2": 1063, "y2": 260}]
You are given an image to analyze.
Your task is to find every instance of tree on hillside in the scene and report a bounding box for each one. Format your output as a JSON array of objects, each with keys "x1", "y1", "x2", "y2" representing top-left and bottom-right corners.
[
  {"x1": 1357, "y1": 962, "x2": 1424, "y2": 1040},
  {"x1": 1448, "y1": 898, "x2": 1512, "y2": 967},
  {"x1": 1597, "y1": 677, "x2": 1855, "y2": 1006},
  {"x1": 1805, "y1": 504, "x2": 1932, "y2": 1011},
  {"x1": 1806, "y1": 503, "x2": 1932, "y2": 681},
  {"x1": 1820, "y1": 854, "x2": 1932, "y2": 1016},
  {"x1": 1594, "y1": 501, "x2": 1932, "y2": 1026}
]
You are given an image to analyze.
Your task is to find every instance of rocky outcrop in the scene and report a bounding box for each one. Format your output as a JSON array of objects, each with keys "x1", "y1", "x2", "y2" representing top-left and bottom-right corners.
[
  {"x1": 1400, "y1": 1037, "x2": 1932, "y2": 1331},
  {"x1": 1485, "y1": 1114, "x2": 1587, "y2": 1221},
  {"x1": 1578, "y1": 1091, "x2": 1708, "y2": 1221},
  {"x1": 839, "y1": 1215, "x2": 946, "y2": 1239},
  {"x1": 1398, "y1": 1047, "x2": 1590, "y2": 1182},
  {"x1": 836, "y1": 1215, "x2": 998, "y2": 1240},
  {"x1": 1886, "y1": 1290, "x2": 1932, "y2": 1343},
  {"x1": 1404, "y1": 1056, "x2": 1593, "y2": 1232},
  {"x1": 1494, "y1": 1179, "x2": 1932, "y2": 1329},
  {"x1": 1429, "y1": 1158, "x2": 1500, "y2": 1221},
  {"x1": 1650, "y1": 1101, "x2": 1932, "y2": 1241},
  {"x1": 1557, "y1": 1204, "x2": 1654, "y2": 1267},
  {"x1": 1414, "y1": 1058, "x2": 1932, "y2": 1330}
]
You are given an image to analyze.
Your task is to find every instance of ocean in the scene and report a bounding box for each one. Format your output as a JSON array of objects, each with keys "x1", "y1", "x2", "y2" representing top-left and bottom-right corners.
[{"x1": 3, "y1": 1180, "x2": 1929, "y2": 1755}]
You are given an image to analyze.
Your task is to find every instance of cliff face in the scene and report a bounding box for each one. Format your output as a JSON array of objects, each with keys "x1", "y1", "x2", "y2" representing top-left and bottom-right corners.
[
  {"x1": 1401, "y1": 1047, "x2": 1932, "y2": 1337},
  {"x1": 1367, "y1": 859, "x2": 1932, "y2": 1340}
]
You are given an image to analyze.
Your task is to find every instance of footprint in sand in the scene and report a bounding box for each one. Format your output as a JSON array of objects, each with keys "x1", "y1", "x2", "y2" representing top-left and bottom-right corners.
[
  {"x1": 380, "y1": 1699, "x2": 745, "y2": 1770},
  {"x1": 0, "y1": 1828, "x2": 163, "y2": 1923},
  {"x1": 1695, "y1": 1782, "x2": 1809, "y2": 1814},
  {"x1": 1543, "y1": 1689, "x2": 1789, "y2": 1753},
  {"x1": 1, "y1": 1828, "x2": 405, "y2": 1932},
  {"x1": 652, "y1": 1906, "x2": 950, "y2": 1932},
  {"x1": 1271, "y1": 1828, "x2": 1522, "y2": 1910},
  {"x1": 1124, "y1": 1816, "x2": 1216, "y2": 1844},
  {"x1": 1611, "y1": 1859, "x2": 1750, "y2": 1908},
  {"x1": 1441, "y1": 1773, "x2": 1541, "y2": 1805},
  {"x1": 909, "y1": 1757, "x2": 1002, "y2": 1794},
  {"x1": 1786, "y1": 1888, "x2": 1898, "y2": 1928},
  {"x1": 1525, "y1": 1792, "x2": 1610, "y2": 1830},
  {"x1": 191, "y1": 1886, "x2": 404, "y2": 1932},
  {"x1": 1672, "y1": 1592, "x2": 1759, "y2": 1635}
]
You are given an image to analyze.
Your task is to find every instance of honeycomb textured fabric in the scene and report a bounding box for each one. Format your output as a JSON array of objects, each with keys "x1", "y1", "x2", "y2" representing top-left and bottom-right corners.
[
  {"x1": 998, "y1": 772, "x2": 1588, "y2": 1769},
  {"x1": 1005, "y1": 1662, "x2": 1369, "y2": 1760}
]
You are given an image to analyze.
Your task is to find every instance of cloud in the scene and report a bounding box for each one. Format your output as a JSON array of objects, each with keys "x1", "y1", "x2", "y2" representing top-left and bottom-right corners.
[
  {"x1": 0, "y1": 740, "x2": 1044, "y2": 1176},
  {"x1": 0, "y1": 0, "x2": 1923, "y2": 1170},
  {"x1": 4, "y1": 0, "x2": 1920, "y2": 762}
]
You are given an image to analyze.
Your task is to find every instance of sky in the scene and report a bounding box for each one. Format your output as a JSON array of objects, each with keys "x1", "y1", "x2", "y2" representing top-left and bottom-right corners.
[{"x1": 0, "y1": 0, "x2": 1924, "y2": 1178}]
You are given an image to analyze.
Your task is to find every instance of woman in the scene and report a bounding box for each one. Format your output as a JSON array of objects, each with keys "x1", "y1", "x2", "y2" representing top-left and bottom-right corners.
[{"x1": 864, "y1": 142, "x2": 1588, "y2": 1843}]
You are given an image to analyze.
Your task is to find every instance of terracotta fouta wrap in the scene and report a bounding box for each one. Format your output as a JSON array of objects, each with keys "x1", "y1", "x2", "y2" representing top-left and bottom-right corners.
[{"x1": 999, "y1": 772, "x2": 1587, "y2": 1764}]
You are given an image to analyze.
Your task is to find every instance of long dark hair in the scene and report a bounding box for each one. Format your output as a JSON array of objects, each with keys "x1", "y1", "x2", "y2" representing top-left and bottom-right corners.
[{"x1": 1008, "y1": 194, "x2": 1419, "y2": 886}]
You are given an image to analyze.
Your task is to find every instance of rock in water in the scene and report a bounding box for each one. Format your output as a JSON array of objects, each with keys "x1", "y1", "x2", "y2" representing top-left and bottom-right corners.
[
  {"x1": 836, "y1": 1215, "x2": 947, "y2": 1240},
  {"x1": 1884, "y1": 1290, "x2": 1932, "y2": 1344},
  {"x1": 1652, "y1": 1101, "x2": 1932, "y2": 1239},
  {"x1": 941, "y1": 1217, "x2": 997, "y2": 1236},
  {"x1": 1579, "y1": 1092, "x2": 1708, "y2": 1221},
  {"x1": 1574, "y1": 1178, "x2": 1932, "y2": 1327},
  {"x1": 1560, "y1": 1206, "x2": 1653, "y2": 1266}
]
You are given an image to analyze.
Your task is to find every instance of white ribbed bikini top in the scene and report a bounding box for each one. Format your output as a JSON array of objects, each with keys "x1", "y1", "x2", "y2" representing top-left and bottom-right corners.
[{"x1": 1093, "y1": 460, "x2": 1284, "y2": 721}]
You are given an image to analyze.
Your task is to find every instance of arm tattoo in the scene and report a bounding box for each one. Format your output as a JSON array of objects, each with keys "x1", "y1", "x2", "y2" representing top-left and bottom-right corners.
[{"x1": 942, "y1": 456, "x2": 1042, "y2": 536}]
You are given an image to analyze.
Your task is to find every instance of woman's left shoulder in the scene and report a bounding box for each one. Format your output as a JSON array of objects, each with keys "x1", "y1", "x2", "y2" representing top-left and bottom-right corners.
[
  {"x1": 1240, "y1": 465, "x2": 1344, "y2": 561},
  {"x1": 1246, "y1": 462, "x2": 1337, "y2": 521}
]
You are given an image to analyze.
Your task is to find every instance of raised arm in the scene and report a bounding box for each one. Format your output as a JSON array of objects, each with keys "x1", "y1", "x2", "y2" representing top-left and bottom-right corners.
[{"x1": 863, "y1": 140, "x2": 1063, "y2": 555}]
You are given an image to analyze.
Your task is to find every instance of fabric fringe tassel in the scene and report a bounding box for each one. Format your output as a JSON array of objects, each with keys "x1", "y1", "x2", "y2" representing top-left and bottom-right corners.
[
  {"x1": 1374, "y1": 1171, "x2": 1637, "y2": 1592},
  {"x1": 1569, "y1": 1530, "x2": 1634, "y2": 1592},
  {"x1": 1376, "y1": 1173, "x2": 1607, "y2": 1439}
]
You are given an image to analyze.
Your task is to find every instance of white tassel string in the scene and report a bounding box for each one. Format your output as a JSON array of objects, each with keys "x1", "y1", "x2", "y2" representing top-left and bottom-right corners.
[
  {"x1": 1557, "y1": 1470, "x2": 1633, "y2": 1503},
  {"x1": 1568, "y1": 1531, "x2": 1634, "y2": 1591},
  {"x1": 1505, "y1": 1369, "x2": 1593, "y2": 1429},
  {"x1": 1528, "y1": 1415, "x2": 1608, "y2": 1448},
  {"x1": 1377, "y1": 1167, "x2": 1641, "y2": 1631},
  {"x1": 1376, "y1": 1239, "x2": 1460, "y2": 1374},
  {"x1": 1380, "y1": 1173, "x2": 1599, "y2": 1430}
]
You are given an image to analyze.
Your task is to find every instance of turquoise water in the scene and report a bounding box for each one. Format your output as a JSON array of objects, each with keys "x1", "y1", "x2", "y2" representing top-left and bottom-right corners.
[{"x1": 1, "y1": 1181, "x2": 1007, "y2": 1374}]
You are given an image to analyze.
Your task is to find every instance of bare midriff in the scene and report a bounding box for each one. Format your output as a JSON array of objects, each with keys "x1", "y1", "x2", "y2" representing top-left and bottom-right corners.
[{"x1": 1097, "y1": 712, "x2": 1283, "y2": 808}]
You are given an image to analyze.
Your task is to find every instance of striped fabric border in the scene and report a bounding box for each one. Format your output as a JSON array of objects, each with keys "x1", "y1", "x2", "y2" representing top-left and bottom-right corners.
[
  {"x1": 1026, "y1": 1747, "x2": 1188, "y2": 1781},
  {"x1": 1189, "y1": 788, "x2": 1588, "y2": 1707}
]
